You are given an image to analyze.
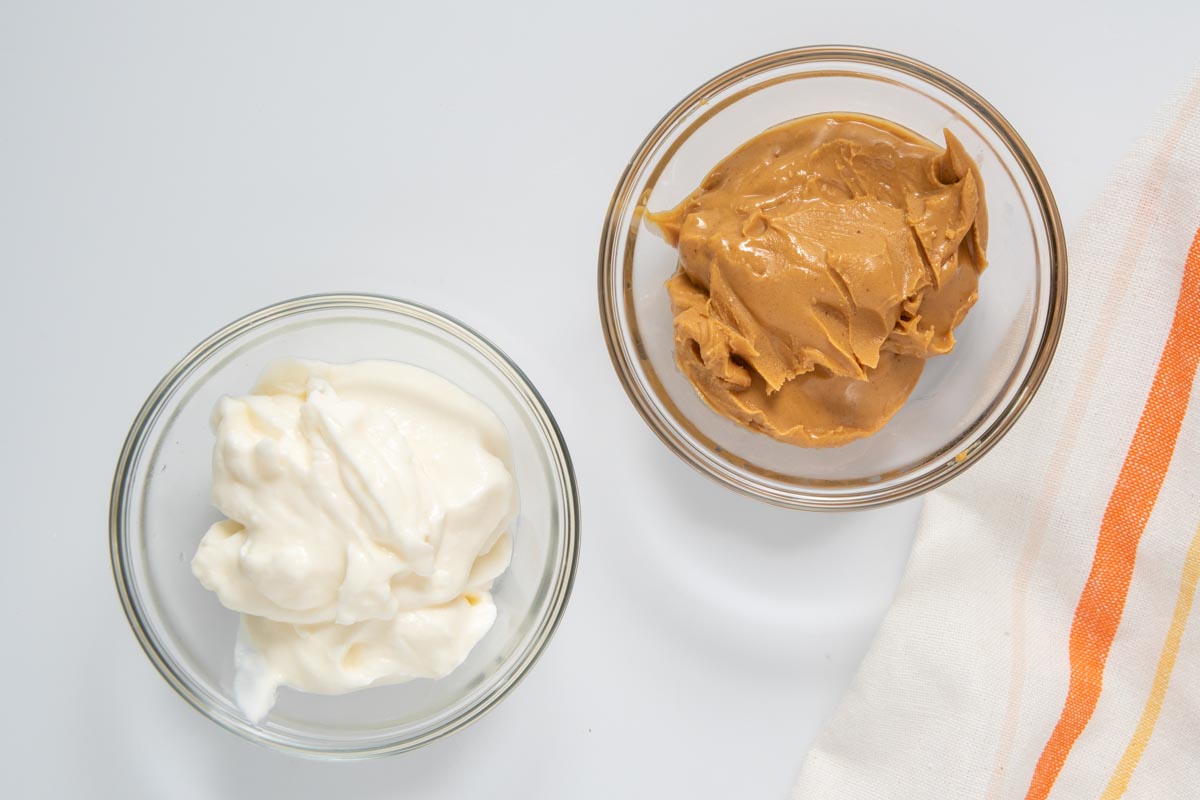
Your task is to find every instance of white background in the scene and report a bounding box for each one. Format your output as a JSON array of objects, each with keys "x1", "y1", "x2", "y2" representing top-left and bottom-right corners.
[{"x1": 2, "y1": 1, "x2": 1197, "y2": 797}]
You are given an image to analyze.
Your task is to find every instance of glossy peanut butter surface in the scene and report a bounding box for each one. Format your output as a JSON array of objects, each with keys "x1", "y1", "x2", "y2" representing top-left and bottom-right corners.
[{"x1": 648, "y1": 113, "x2": 988, "y2": 447}]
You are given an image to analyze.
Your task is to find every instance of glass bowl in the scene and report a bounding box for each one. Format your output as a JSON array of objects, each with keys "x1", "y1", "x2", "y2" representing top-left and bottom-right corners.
[
  {"x1": 599, "y1": 46, "x2": 1067, "y2": 510},
  {"x1": 109, "y1": 293, "x2": 579, "y2": 757}
]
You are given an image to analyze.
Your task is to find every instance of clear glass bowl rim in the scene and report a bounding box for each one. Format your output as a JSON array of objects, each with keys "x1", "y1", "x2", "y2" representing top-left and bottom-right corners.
[
  {"x1": 109, "y1": 292, "x2": 581, "y2": 758},
  {"x1": 597, "y1": 45, "x2": 1068, "y2": 510}
]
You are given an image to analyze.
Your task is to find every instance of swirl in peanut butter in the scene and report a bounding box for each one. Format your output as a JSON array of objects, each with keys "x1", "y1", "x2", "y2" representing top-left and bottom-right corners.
[{"x1": 648, "y1": 113, "x2": 988, "y2": 447}]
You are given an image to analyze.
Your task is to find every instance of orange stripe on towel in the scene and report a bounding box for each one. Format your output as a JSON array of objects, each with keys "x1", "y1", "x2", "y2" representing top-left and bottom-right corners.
[{"x1": 1024, "y1": 226, "x2": 1200, "y2": 800}]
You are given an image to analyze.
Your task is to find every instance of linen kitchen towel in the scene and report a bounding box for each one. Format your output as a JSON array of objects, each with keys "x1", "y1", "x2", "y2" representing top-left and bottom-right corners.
[{"x1": 793, "y1": 73, "x2": 1200, "y2": 799}]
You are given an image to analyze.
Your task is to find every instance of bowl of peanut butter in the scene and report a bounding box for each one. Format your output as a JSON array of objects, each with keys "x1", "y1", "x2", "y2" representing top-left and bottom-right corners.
[{"x1": 599, "y1": 46, "x2": 1066, "y2": 510}]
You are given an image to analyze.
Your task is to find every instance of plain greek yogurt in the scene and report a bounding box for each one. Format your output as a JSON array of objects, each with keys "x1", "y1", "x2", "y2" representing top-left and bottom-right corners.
[{"x1": 191, "y1": 359, "x2": 517, "y2": 721}]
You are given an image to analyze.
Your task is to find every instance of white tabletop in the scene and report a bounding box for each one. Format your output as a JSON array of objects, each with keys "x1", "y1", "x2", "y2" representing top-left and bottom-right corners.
[{"x1": 3, "y1": 2, "x2": 1197, "y2": 797}]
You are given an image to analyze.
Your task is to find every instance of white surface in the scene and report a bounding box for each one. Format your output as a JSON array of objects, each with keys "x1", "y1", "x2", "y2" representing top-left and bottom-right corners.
[{"x1": 1, "y1": 2, "x2": 1196, "y2": 797}]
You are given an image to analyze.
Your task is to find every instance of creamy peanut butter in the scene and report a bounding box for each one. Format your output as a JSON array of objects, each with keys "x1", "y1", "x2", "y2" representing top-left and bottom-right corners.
[{"x1": 648, "y1": 113, "x2": 988, "y2": 447}]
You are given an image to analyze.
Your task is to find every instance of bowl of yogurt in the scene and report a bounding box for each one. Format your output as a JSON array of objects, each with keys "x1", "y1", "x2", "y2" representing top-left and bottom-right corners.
[{"x1": 110, "y1": 294, "x2": 579, "y2": 757}]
